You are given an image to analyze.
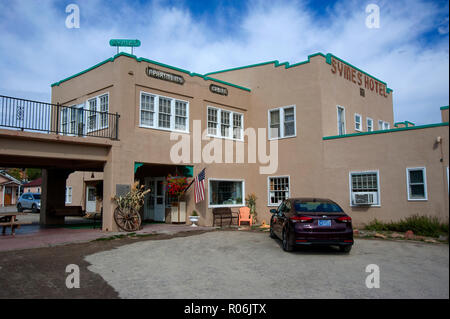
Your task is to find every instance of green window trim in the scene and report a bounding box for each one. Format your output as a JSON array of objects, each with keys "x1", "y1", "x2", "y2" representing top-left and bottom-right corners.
[{"x1": 323, "y1": 122, "x2": 449, "y2": 140}]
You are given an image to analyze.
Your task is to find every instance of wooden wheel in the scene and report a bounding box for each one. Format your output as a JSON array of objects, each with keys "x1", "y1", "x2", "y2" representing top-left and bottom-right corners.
[{"x1": 114, "y1": 206, "x2": 142, "y2": 232}]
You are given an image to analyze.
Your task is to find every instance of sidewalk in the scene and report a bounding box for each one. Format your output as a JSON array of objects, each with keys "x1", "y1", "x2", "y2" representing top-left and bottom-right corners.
[{"x1": 0, "y1": 223, "x2": 214, "y2": 252}]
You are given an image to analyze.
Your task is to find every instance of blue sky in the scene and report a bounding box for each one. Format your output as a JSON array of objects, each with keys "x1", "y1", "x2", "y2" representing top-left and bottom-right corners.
[{"x1": 0, "y1": 0, "x2": 448, "y2": 124}]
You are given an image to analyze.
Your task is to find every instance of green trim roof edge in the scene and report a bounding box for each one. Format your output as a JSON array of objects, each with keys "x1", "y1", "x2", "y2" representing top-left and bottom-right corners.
[
  {"x1": 440, "y1": 105, "x2": 449, "y2": 110},
  {"x1": 323, "y1": 122, "x2": 449, "y2": 140},
  {"x1": 394, "y1": 120, "x2": 415, "y2": 127},
  {"x1": 51, "y1": 52, "x2": 251, "y2": 92},
  {"x1": 204, "y1": 52, "x2": 393, "y2": 93}
]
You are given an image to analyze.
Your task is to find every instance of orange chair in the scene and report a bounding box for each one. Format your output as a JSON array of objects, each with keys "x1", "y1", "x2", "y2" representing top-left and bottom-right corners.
[{"x1": 238, "y1": 206, "x2": 252, "y2": 226}]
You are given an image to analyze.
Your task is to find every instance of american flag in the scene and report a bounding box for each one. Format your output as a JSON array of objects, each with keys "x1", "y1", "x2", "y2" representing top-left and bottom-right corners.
[{"x1": 194, "y1": 168, "x2": 206, "y2": 203}]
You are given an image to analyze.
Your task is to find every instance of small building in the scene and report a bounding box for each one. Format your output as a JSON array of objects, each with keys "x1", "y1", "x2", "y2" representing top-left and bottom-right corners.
[
  {"x1": 22, "y1": 177, "x2": 42, "y2": 194},
  {"x1": 0, "y1": 171, "x2": 21, "y2": 207}
]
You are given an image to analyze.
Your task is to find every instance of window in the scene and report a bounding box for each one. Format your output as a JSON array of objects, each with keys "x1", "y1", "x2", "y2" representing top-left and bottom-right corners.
[
  {"x1": 268, "y1": 176, "x2": 290, "y2": 206},
  {"x1": 349, "y1": 171, "x2": 380, "y2": 206},
  {"x1": 65, "y1": 186, "x2": 72, "y2": 204},
  {"x1": 268, "y1": 106, "x2": 296, "y2": 139},
  {"x1": 61, "y1": 108, "x2": 69, "y2": 134},
  {"x1": 99, "y1": 94, "x2": 109, "y2": 129},
  {"x1": 209, "y1": 179, "x2": 244, "y2": 207},
  {"x1": 367, "y1": 118, "x2": 373, "y2": 132},
  {"x1": 139, "y1": 92, "x2": 189, "y2": 132},
  {"x1": 233, "y1": 113, "x2": 243, "y2": 140},
  {"x1": 87, "y1": 98, "x2": 97, "y2": 132},
  {"x1": 60, "y1": 104, "x2": 86, "y2": 136},
  {"x1": 406, "y1": 167, "x2": 427, "y2": 200},
  {"x1": 355, "y1": 113, "x2": 362, "y2": 131},
  {"x1": 207, "y1": 106, "x2": 244, "y2": 140},
  {"x1": 378, "y1": 120, "x2": 383, "y2": 130},
  {"x1": 337, "y1": 106, "x2": 346, "y2": 135},
  {"x1": 383, "y1": 122, "x2": 390, "y2": 130}
]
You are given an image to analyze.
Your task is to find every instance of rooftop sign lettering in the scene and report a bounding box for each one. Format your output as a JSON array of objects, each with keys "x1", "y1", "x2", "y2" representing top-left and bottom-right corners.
[
  {"x1": 209, "y1": 84, "x2": 228, "y2": 96},
  {"x1": 146, "y1": 66, "x2": 185, "y2": 85},
  {"x1": 330, "y1": 57, "x2": 388, "y2": 98},
  {"x1": 109, "y1": 39, "x2": 141, "y2": 47}
]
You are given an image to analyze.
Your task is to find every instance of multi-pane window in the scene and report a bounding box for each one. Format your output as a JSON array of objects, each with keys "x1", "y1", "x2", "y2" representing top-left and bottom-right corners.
[
  {"x1": 355, "y1": 113, "x2": 362, "y2": 131},
  {"x1": 367, "y1": 118, "x2": 373, "y2": 132},
  {"x1": 406, "y1": 167, "x2": 427, "y2": 200},
  {"x1": 207, "y1": 106, "x2": 243, "y2": 140},
  {"x1": 99, "y1": 94, "x2": 109, "y2": 129},
  {"x1": 140, "y1": 92, "x2": 188, "y2": 132},
  {"x1": 221, "y1": 110, "x2": 230, "y2": 137},
  {"x1": 207, "y1": 107, "x2": 218, "y2": 135},
  {"x1": 70, "y1": 108, "x2": 77, "y2": 134},
  {"x1": 87, "y1": 98, "x2": 97, "y2": 132},
  {"x1": 383, "y1": 122, "x2": 390, "y2": 130},
  {"x1": 378, "y1": 120, "x2": 384, "y2": 130},
  {"x1": 350, "y1": 171, "x2": 380, "y2": 205},
  {"x1": 65, "y1": 186, "x2": 72, "y2": 204},
  {"x1": 233, "y1": 113, "x2": 243, "y2": 140},
  {"x1": 268, "y1": 176, "x2": 290, "y2": 206},
  {"x1": 337, "y1": 106, "x2": 346, "y2": 135},
  {"x1": 61, "y1": 108, "x2": 69, "y2": 134},
  {"x1": 175, "y1": 101, "x2": 187, "y2": 131},
  {"x1": 209, "y1": 180, "x2": 244, "y2": 207},
  {"x1": 269, "y1": 106, "x2": 296, "y2": 139},
  {"x1": 141, "y1": 94, "x2": 155, "y2": 127},
  {"x1": 158, "y1": 97, "x2": 171, "y2": 129}
]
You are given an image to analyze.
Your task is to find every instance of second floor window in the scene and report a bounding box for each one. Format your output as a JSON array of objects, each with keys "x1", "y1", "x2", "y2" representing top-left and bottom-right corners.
[
  {"x1": 367, "y1": 118, "x2": 373, "y2": 132},
  {"x1": 140, "y1": 92, "x2": 189, "y2": 133},
  {"x1": 207, "y1": 106, "x2": 243, "y2": 140},
  {"x1": 269, "y1": 105, "x2": 296, "y2": 139},
  {"x1": 355, "y1": 113, "x2": 362, "y2": 131}
]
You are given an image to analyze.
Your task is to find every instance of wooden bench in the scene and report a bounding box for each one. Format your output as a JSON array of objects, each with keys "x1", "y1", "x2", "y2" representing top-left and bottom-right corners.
[
  {"x1": 0, "y1": 213, "x2": 32, "y2": 235},
  {"x1": 212, "y1": 207, "x2": 238, "y2": 227},
  {"x1": 51, "y1": 206, "x2": 84, "y2": 217}
]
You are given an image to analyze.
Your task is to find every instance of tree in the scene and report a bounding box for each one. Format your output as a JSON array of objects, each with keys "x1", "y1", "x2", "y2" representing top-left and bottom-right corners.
[{"x1": 26, "y1": 168, "x2": 42, "y2": 181}]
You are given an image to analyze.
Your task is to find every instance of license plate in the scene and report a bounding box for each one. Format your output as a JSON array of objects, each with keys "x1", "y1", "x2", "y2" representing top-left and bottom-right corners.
[{"x1": 318, "y1": 220, "x2": 331, "y2": 227}]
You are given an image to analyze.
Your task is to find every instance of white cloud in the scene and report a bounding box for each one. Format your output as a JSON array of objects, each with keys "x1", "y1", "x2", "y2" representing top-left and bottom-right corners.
[{"x1": 0, "y1": 0, "x2": 448, "y2": 124}]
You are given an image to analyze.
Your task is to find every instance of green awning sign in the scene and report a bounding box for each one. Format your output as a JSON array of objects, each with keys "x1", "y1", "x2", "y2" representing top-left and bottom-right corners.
[{"x1": 109, "y1": 39, "x2": 141, "y2": 47}]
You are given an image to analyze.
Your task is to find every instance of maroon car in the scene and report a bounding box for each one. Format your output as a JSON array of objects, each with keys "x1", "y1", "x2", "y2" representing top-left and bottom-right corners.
[{"x1": 270, "y1": 198, "x2": 353, "y2": 253}]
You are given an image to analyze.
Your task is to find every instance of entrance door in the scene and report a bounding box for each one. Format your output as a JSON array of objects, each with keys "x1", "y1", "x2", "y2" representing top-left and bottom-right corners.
[
  {"x1": 144, "y1": 177, "x2": 165, "y2": 222},
  {"x1": 86, "y1": 186, "x2": 96, "y2": 213},
  {"x1": 4, "y1": 187, "x2": 12, "y2": 205}
]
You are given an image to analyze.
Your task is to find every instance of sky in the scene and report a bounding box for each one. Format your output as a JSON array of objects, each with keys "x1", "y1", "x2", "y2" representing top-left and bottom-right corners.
[{"x1": 0, "y1": 0, "x2": 448, "y2": 125}]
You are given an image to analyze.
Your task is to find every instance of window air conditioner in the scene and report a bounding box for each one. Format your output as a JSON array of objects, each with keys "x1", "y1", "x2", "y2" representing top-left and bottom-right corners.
[{"x1": 352, "y1": 192, "x2": 377, "y2": 205}]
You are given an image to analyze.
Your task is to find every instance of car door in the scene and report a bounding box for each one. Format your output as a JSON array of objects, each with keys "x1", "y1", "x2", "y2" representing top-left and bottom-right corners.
[
  {"x1": 23, "y1": 194, "x2": 31, "y2": 208},
  {"x1": 273, "y1": 201, "x2": 286, "y2": 238}
]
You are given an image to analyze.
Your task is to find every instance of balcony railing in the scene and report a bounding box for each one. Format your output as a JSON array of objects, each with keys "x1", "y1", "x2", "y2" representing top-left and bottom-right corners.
[{"x1": 0, "y1": 95, "x2": 119, "y2": 140}]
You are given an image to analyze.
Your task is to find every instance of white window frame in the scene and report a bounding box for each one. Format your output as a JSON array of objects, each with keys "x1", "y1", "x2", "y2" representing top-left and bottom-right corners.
[
  {"x1": 383, "y1": 121, "x2": 390, "y2": 130},
  {"x1": 378, "y1": 120, "x2": 383, "y2": 130},
  {"x1": 348, "y1": 170, "x2": 381, "y2": 207},
  {"x1": 139, "y1": 91, "x2": 189, "y2": 133},
  {"x1": 367, "y1": 117, "x2": 374, "y2": 132},
  {"x1": 337, "y1": 105, "x2": 346, "y2": 135},
  {"x1": 208, "y1": 178, "x2": 245, "y2": 208},
  {"x1": 85, "y1": 92, "x2": 109, "y2": 133},
  {"x1": 65, "y1": 186, "x2": 72, "y2": 204},
  {"x1": 406, "y1": 167, "x2": 428, "y2": 201},
  {"x1": 267, "y1": 176, "x2": 291, "y2": 207},
  {"x1": 354, "y1": 113, "x2": 362, "y2": 132},
  {"x1": 60, "y1": 103, "x2": 86, "y2": 136},
  {"x1": 207, "y1": 106, "x2": 244, "y2": 141},
  {"x1": 268, "y1": 105, "x2": 296, "y2": 140}
]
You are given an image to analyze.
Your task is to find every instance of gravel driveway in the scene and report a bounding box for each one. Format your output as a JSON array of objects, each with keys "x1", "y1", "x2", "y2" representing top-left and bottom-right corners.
[{"x1": 85, "y1": 230, "x2": 449, "y2": 299}]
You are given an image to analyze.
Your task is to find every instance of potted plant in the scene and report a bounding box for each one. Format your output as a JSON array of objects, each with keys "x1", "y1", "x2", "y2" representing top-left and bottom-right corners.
[
  {"x1": 189, "y1": 210, "x2": 200, "y2": 227},
  {"x1": 166, "y1": 175, "x2": 189, "y2": 223},
  {"x1": 245, "y1": 193, "x2": 257, "y2": 223}
]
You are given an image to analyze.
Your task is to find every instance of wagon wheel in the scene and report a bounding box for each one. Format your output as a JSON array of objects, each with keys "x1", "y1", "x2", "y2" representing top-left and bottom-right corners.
[{"x1": 114, "y1": 206, "x2": 142, "y2": 232}]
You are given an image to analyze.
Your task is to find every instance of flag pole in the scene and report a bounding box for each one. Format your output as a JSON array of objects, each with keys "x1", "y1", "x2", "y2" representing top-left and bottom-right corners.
[{"x1": 183, "y1": 167, "x2": 206, "y2": 193}]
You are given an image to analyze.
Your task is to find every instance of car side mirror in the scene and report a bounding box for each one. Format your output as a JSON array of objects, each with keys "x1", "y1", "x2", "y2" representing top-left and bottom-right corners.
[{"x1": 270, "y1": 209, "x2": 277, "y2": 214}]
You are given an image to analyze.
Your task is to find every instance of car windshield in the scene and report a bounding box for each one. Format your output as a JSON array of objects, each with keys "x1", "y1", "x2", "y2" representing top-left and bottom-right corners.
[
  {"x1": 33, "y1": 194, "x2": 41, "y2": 200},
  {"x1": 294, "y1": 201, "x2": 343, "y2": 213}
]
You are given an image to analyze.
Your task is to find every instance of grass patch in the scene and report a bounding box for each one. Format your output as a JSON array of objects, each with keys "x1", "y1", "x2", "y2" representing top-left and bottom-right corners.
[{"x1": 365, "y1": 215, "x2": 449, "y2": 238}]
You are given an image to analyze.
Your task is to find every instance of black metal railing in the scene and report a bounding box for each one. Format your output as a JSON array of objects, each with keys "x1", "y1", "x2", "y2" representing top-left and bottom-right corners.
[{"x1": 0, "y1": 95, "x2": 119, "y2": 140}]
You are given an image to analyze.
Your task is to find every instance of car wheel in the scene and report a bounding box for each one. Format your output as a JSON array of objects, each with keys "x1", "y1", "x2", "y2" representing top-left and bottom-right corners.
[
  {"x1": 31, "y1": 204, "x2": 38, "y2": 214},
  {"x1": 339, "y1": 245, "x2": 352, "y2": 253},
  {"x1": 269, "y1": 225, "x2": 277, "y2": 239},
  {"x1": 17, "y1": 203, "x2": 23, "y2": 212},
  {"x1": 282, "y1": 229, "x2": 294, "y2": 252}
]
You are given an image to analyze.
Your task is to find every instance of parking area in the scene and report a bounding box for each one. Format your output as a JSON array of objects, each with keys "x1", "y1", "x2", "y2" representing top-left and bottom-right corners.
[
  {"x1": 0, "y1": 230, "x2": 448, "y2": 299},
  {"x1": 85, "y1": 231, "x2": 449, "y2": 299}
]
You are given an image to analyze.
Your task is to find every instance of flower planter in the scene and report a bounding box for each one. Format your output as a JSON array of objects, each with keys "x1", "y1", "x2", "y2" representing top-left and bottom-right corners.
[
  {"x1": 189, "y1": 215, "x2": 200, "y2": 227},
  {"x1": 171, "y1": 201, "x2": 186, "y2": 223}
]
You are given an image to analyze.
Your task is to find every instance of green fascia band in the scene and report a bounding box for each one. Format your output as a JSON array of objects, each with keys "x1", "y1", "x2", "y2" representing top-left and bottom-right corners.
[
  {"x1": 440, "y1": 105, "x2": 449, "y2": 110},
  {"x1": 323, "y1": 122, "x2": 449, "y2": 140},
  {"x1": 51, "y1": 52, "x2": 251, "y2": 92},
  {"x1": 394, "y1": 121, "x2": 415, "y2": 127}
]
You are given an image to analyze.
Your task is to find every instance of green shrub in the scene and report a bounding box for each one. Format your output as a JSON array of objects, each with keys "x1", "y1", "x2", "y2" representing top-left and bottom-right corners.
[{"x1": 365, "y1": 215, "x2": 449, "y2": 238}]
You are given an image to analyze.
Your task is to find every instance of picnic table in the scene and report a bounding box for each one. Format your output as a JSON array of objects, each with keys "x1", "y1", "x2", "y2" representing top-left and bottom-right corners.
[{"x1": 0, "y1": 212, "x2": 31, "y2": 236}]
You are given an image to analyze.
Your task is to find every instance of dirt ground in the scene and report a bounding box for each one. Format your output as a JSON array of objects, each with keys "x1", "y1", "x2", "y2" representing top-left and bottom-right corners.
[{"x1": 0, "y1": 230, "x2": 211, "y2": 299}]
